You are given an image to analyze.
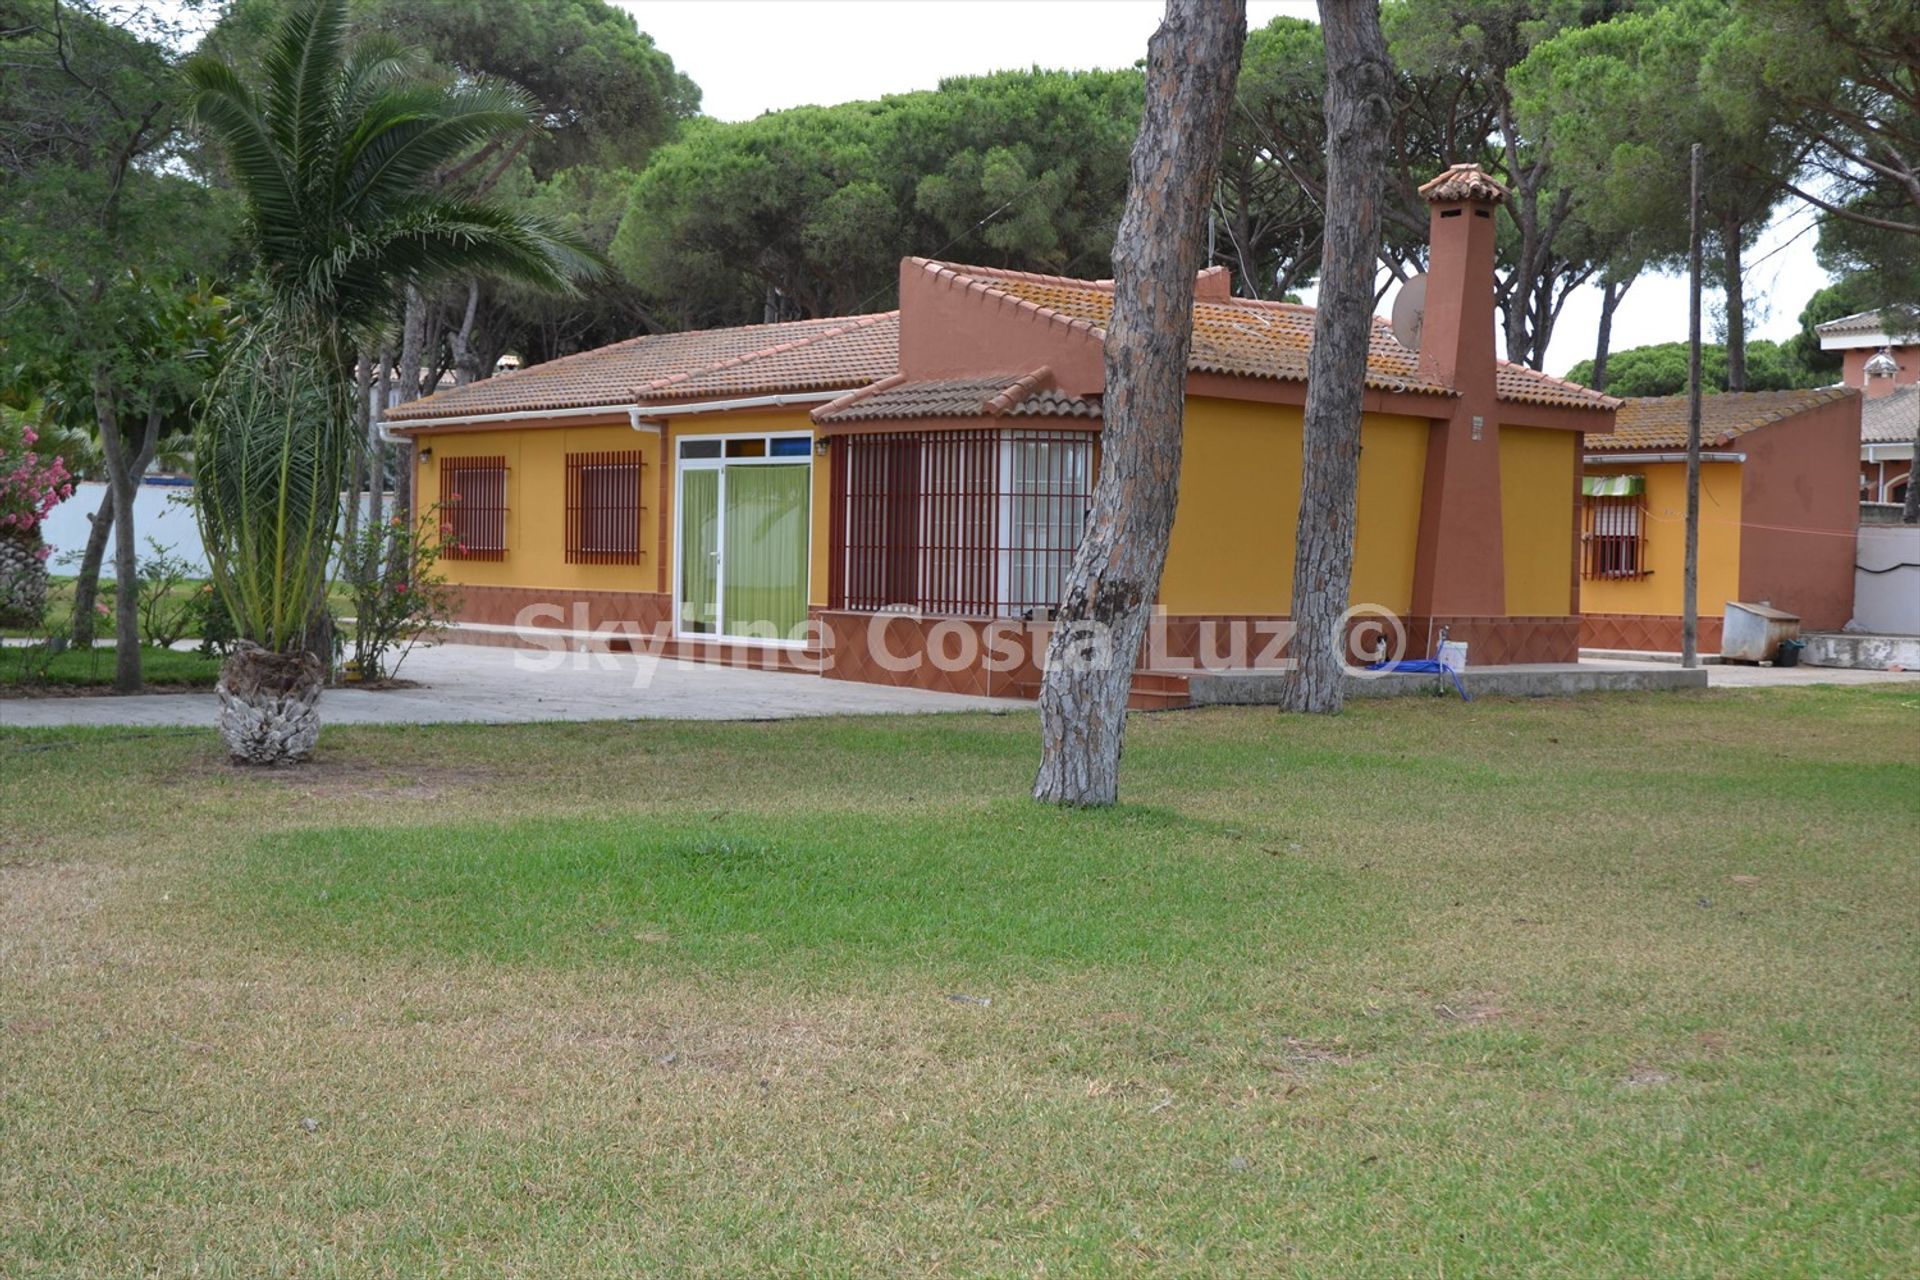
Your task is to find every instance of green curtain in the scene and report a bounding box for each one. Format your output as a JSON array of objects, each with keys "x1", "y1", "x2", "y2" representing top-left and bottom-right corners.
[
  {"x1": 679, "y1": 469, "x2": 719, "y2": 634},
  {"x1": 722, "y1": 464, "x2": 810, "y2": 641}
]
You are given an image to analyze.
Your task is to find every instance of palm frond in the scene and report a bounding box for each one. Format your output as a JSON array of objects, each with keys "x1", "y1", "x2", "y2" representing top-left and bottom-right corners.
[
  {"x1": 337, "y1": 78, "x2": 542, "y2": 223},
  {"x1": 259, "y1": 0, "x2": 350, "y2": 207},
  {"x1": 316, "y1": 199, "x2": 602, "y2": 328}
]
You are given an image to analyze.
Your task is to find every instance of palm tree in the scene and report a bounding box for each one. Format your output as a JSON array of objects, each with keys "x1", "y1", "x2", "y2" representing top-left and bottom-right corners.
[{"x1": 185, "y1": 0, "x2": 596, "y2": 764}]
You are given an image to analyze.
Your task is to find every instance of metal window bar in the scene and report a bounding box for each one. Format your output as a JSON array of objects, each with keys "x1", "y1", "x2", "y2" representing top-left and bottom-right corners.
[
  {"x1": 1582, "y1": 494, "x2": 1646, "y2": 580},
  {"x1": 566, "y1": 451, "x2": 646, "y2": 565},
  {"x1": 442, "y1": 456, "x2": 508, "y2": 561},
  {"x1": 831, "y1": 429, "x2": 1093, "y2": 617}
]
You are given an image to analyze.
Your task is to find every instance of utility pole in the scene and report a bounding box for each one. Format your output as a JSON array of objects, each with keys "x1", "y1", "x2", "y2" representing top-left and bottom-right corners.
[{"x1": 1682, "y1": 142, "x2": 1703, "y2": 669}]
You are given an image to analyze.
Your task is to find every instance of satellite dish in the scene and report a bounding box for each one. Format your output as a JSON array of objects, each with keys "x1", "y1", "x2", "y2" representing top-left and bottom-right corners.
[{"x1": 1391, "y1": 274, "x2": 1428, "y2": 351}]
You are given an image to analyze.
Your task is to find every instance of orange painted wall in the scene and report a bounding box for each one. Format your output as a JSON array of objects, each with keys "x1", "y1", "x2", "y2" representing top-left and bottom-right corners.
[
  {"x1": 414, "y1": 420, "x2": 662, "y2": 597},
  {"x1": 1579, "y1": 459, "x2": 1743, "y2": 619}
]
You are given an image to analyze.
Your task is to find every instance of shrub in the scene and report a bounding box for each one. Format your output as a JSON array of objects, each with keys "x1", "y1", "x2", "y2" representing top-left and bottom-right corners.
[
  {"x1": 340, "y1": 506, "x2": 461, "y2": 682},
  {"x1": 136, "y1": 540, "x2": 198, "y2": 649}
]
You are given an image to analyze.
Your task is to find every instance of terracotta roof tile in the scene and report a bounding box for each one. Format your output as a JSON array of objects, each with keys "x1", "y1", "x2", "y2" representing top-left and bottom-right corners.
[
  {"x1": 388, "y1": 257, "x2": 1616, "y2": 426},
  {"x1": 386, "y1": 313, "x2": 899, "y2": 423},
  {"x1": 923, "y1": 261, "x2": 1615, "y2": 412},
  {"x1": 1586, "y1": 387, "x2": 1858, "y2": 452},
  {"x1": 1862, "y1": 385, "x2": 1919, "y2": 445},
  {"x1": 1815, "y1": 309, "x2": 1889, "y2": 336},
  {"x1": 814, "y1": 370, "x2": 1100, "y2": 424},
  {"x1": 1418, "y1": 163, "x2": 1511, "y2": 206}
]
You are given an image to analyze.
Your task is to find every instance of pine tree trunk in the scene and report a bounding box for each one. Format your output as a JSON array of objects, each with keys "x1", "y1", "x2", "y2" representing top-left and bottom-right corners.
[
  {"x1": 69, "y1": 486, "x2": 115, "y2": 648},
  {"x1": 1592, "y1": 277, "x2": 1630, "y2": 394},
  {"x1": 1280, "y1": 0, "x2": 1395, "y2": 715},
  {"x1": 1723, "y1": 220, "x2": 1746, "y2": 392},
  {"x1": 1033, "y1": 0, "x2": 1246, "y2": 807}
]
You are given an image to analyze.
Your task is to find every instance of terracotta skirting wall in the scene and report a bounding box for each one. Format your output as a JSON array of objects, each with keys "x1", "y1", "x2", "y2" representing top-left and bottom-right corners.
[
  {"x1": 1402, "y1": 615, "x2": 1582, "y2": 665},
  {"x1": 442, "y1": 590, "x2": 1583, "y2": 689},
  {"x1": 815, "y1": 609, "x2": 1584, "y2": 699},
  {"x1": 1581, "y1": 612, "x2": 1724, "y2": 655},
  {"x1": 814, "y1": 610, "x2": 1045, "y2": 697}
]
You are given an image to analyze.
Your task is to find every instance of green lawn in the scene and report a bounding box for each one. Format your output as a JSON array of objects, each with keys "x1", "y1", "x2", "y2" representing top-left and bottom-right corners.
[
  {"x1": 2, "y1": 689, "x2": 1916, "y2": 1275},
  {"x1": 0, "y1": 644, "x2": 222, "y2": 689}
]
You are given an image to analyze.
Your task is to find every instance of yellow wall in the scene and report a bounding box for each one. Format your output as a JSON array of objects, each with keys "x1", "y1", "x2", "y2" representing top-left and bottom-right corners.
[
  {"x1": 416, "y1": 421, "x2": 663, "y2": 593},
  {"x1": 1500, "y1": 426, "x2": 1579, "y2": 617},
  {"x1": 419, "y1": 408, "x2": 826, "y2": 602},
  {"x1": 1159, "y1": 398, "x2": 1428, "y2": 615},
  {"x1": 1579, "y1": 459, "x2": 1743, "y2": 617},
  {"x1": 422, "y1": 399, "x2": 1592, "y2": 628}
]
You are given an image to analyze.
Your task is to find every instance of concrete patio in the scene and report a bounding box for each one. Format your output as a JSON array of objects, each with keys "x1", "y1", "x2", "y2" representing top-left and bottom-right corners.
[
  {"x1": 0, "y1": 642, "x2": 1005, "y2": 729},
  {"x1": 4, "y1": 642, "x2": 1916, "y2": 731}
]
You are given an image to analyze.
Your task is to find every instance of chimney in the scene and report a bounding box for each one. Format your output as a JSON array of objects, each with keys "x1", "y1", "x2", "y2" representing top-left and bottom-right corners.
[
  {"x1": 1194, "y1": 265, "x2": 1232, "y2": 302},
  {"x1": 1416, "y1": 163, "x2": 1508, "y2": 395},
  {"x1": 1408, "y1": 164, "x2": 1513, "y2": 624}
]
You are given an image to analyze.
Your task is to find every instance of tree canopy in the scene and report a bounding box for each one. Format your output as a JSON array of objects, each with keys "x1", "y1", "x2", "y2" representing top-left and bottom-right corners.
[
  {"x1": 612, "y1": 69, "x2": 1144, "y2": 329},
  {"x1": 1565, "y1": 337, "x2": 1829, "y2": 398}
]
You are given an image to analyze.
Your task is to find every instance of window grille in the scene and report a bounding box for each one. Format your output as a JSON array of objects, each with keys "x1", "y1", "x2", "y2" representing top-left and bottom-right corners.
[
  {"x1": 565, "y1": 451, "x2": 645, "y2": 564},
  {"x1": 442, "y1": 456, "x2": 508, "y2": 560},
  {"x1": 1583, "y1": 493, "x2": 1647, "y2": 580},
  {"x1": 829, "y1": 429, "x2": 1093, "y2": 617}
]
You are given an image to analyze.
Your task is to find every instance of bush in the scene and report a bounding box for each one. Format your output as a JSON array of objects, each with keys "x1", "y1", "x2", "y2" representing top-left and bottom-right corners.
[
  {"x1": 340, "y1": 506, "x2": 461, "y2": 682},
  {"x1": 136, "y1": 540, "x2": 198, "y2": 649}
]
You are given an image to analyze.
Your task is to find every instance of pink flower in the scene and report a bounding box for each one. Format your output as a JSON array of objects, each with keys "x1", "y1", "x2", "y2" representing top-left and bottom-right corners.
[
  {"x1": 34, "y1": 545, "x2": 51, "y2": 562},
  {"x1": 395, "y1": 582, "x2": 409, "y2": 595}
]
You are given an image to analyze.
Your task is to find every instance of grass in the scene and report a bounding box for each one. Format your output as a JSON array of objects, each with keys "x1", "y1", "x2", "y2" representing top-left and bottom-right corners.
[
  {"x1": 0, "y1": 643, "x2": 222, "y2": 689},
  {"x1": 2, "y1": 688, "x2": 1917, "y2": 1275}
]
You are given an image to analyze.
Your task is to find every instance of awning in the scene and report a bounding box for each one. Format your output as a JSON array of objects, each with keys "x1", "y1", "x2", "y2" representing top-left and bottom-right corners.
[{"x1": 1582, "y1": 474, "x2": 1644, "y2": 497}]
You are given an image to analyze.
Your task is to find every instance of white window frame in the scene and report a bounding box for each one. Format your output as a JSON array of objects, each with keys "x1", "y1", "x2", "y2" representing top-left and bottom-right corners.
[{"x1": 672, "y1": 431, "x2": 814, "y2": 647}]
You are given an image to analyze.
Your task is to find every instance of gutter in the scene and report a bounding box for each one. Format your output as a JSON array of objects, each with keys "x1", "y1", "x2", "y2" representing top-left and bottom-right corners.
[
  {"x1": 1583, "y1": 451, "x2": 1746, "y2": 465},
  {"x1": 1863, "y1": 441, "x2": 1916, "y2": 461},
  {"x1": 626, "y1": 390, "x2": 843, "y2": 429},
  {"x1": 381, "y1": 390, "x2": 845, "y2": 437}
]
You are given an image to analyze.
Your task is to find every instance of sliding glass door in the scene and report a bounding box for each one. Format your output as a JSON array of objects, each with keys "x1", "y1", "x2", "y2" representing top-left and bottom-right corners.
[{"x1": 676, "y1": 435, "x2": 812, "y2": 643}]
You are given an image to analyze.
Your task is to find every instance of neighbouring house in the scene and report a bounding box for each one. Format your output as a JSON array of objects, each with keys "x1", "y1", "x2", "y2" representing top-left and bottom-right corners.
[
  {"x1": 1817, "y1": 308, "x2": 1919, "y2": 394},
  {"x1": 1860, "y1": 386, "x2": 1916, "y2": 505},
  {"x1": 1580, "y1": 388, "x2": 1861, "y2": 654},
  {"x1": 1818, "y1": 307, "x2": 1917, "y2": 504},
  {"x1": 385, "y1": 164, "x2": 1620, "y2": 697}
]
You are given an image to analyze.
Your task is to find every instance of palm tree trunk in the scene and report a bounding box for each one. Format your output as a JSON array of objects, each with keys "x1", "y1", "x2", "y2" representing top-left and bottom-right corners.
[
  {"x1": 1033, "y1": 0, "x2": 1245, "y2": 807},
  {"x1": 1281, "y1": 0, "x2": 1395, "y2": 715},
  {"x1": 68, "y1": 485, "x2": 115, "y2": 648}
]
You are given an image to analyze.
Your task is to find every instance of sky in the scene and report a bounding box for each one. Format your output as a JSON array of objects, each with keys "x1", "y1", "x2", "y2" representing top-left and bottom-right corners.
[
  {"x1": 153, "y1": 0, "x2": 1832, "y2": 378},
  {"x1": 620, "y1": 0, "x2": 1832, "y2": 377}
]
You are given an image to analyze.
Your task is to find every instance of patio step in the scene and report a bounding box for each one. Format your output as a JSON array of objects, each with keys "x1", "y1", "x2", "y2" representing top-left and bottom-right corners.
[{"x1": 1012, "y1": 668, "x2": 1193, "y2": 711}]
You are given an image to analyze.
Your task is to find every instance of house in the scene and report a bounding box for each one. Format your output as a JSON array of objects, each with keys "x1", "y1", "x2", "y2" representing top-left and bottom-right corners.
[
  {"x1": 1580, "y1": 388, "x2": 1861, "y2": 654},
  {"x1": 1817, "y1": 308, "x2": 1918, "y2": 393},
  {"x1": 1860, "y1": 386, "x2": 1915, "y2": 506},
  {"x1": 1817, "y1": 308, "x2": 1916, "y2": 504},
  {"x1": 385, "y1": 164, "x2": 1620, "y2": 696}
]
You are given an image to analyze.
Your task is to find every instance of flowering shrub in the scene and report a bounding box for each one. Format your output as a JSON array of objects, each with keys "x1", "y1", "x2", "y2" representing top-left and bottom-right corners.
[
  {"x1": 340, "y1": 505, "x2": 461, "y2": 682},
  {"x1": 0, "y1": 424, "x2": 74, "y2": 540}
]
